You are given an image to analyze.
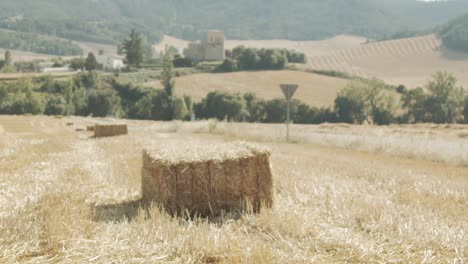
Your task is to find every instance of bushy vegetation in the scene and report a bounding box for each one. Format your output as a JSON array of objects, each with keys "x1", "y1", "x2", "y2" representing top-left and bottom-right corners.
[
  {"x1": 401, "y1": 72, "x2": 465, "y2": 124},
  {"x1": 1, "y1": 69, "x2": 466, "y2": 125},
  {"x1": 0, "y1": 30, "x2": 82, "y2": 56},
  {"x1": 335, "y1": 79, "x2": 399, "y2": 125},
  {"x1": 217, "y1": 47, "x2": 301, "y2": 72}
]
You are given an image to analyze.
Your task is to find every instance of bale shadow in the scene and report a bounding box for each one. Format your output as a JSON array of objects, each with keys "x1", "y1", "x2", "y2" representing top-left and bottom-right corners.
[
  {"x1": 91, "y1": 199, "x2": 143, "y2": 223},
  {"x1": 91, "y1": 198, "x2": 254, "y2": 224}
]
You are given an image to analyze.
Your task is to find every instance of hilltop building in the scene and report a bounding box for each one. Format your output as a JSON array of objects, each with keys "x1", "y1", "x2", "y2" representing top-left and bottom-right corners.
[{"x1": 187, "y1": 31, "x2": 225, "y2": 62}]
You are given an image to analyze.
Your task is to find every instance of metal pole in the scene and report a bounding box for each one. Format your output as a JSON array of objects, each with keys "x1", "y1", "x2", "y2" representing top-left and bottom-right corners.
[{"x1": 286, "y1": 98, "x2": 290, "y2": 141}]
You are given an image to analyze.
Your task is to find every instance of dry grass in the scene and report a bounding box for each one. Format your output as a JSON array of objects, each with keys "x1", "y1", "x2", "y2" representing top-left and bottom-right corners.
[
  {"x1": 0, "y1": 115, "x2": 466, "y2": 263},
  {"x1": 306, "y1": 34, "x2": 468, "y2": 88},
  {"x1": 146, "y1": 70, "x2": 349, "y2": 107}
]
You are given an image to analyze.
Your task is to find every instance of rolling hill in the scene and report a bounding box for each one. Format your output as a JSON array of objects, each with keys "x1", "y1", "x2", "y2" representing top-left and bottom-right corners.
[
  {"x1": 1, "y1": 0, "x2": 468, "y2": 45},
  {"x1": 306, "y1": 34, "x2": 468, "y2": 88},
  {"x1": 145, "y1": 71, "x2": 350, "y2": 107},
  {"x1": 439, "y1": 12, "x2": 468, "y2": 53}
]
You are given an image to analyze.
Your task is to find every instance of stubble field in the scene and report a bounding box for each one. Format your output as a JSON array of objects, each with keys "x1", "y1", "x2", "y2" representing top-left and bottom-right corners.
[
  {"x1": 0, "y1": 115, "x2": 467, "y2": 263},
  {"x1": 146, "y1": 70, "x2": 349, "y2": 107}
]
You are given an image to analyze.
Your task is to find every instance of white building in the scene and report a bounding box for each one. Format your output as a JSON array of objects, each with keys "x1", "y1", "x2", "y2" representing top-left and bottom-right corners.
[
  {"x1": 96, "y1": 55, "x2": 125, "y2": 71},
  {"x1": 41, "y1": 65, "x2": 73, "y2": 73}
]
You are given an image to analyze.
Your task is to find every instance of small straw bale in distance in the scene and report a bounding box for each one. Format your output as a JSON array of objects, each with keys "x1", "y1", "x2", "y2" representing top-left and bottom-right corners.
[
  {"x1": 142, "y1": 141, "x2": 273, "y2": 215},
  {"x1": 94, "y1": 124, "x2": 128, "y2": 138}
]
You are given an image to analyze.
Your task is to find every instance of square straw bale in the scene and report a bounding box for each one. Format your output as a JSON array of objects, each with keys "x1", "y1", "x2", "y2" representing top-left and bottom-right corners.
[
  {"x1": 94, "y1": 124, "x2": 128, "y2": 138},
  {"x1": 142, "y1": 141, "x2": 273, "y2": 215}
]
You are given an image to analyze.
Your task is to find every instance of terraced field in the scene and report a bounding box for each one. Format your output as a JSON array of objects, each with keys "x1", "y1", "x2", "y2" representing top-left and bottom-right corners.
[{"x1": 307, "y1": 34, "x2": 468, "y2": 87}]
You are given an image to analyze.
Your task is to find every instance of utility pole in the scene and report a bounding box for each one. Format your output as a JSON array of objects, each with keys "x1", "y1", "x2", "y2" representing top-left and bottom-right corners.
[{"x1": 280, "y1": 84, "x2": 299, "y2": 141}]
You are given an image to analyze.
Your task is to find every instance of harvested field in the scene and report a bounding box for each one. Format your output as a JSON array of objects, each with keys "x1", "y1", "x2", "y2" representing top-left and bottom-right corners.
[
  {"x1": 142, "y1": 142, "x2": 273, "y2": 215},
  {"x1": 146, "y1": 70, "x2": 349, "y2": 107},
  {"x1": 306, "y1": 34, "x2": 468, "y2": 87},
  {"x1": 0, "y1": 115, "x2": 466, "y2": 263},
  {"x1": 94, "y1": 124, "x2": 128, "y2": 138}
]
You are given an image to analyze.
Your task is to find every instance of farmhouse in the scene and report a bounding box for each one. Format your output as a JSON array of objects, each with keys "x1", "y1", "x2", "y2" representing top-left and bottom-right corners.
[
  {"x1": 186, "y1": 30, "x2": 225, "y2": 62},
  {"x1": 96, "y1": 55, "x2": 125, "y2": 71}
]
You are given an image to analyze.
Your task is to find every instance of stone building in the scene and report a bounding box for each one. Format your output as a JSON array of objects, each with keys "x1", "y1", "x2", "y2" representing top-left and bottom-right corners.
[{"x1": 187, "y1": 31, "x2": 225, "y2": 62}]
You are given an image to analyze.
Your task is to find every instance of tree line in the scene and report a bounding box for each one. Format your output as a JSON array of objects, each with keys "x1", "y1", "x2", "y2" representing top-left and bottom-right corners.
[
  {"x1": 0, "y1": 30, "x2": 82, "y2": 56},
  {"x1": 1, "y1": 64, "x2": 467, "y2": 125},
  {"x1": 216, "y1": 46, "x2": 306, "y2": 73}
]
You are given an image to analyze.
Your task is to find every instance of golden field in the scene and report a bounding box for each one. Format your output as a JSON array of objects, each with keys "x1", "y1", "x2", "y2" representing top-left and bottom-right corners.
[
  {"x1": 0, "y1": 115, "x2": 467, "y2": 263},
  {"x1": 307, "y1": 34, "x2": 468, "y2": 88},
  {"x1": 146, "y1": 70, "x2": 349, "y2": 107}
]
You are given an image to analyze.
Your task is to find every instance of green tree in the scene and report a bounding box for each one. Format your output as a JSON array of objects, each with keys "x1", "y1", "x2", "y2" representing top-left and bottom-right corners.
[
  {"x1": 195, "y1": 91, "x2": 247, "y2": 121},
  {"x1": 45, "y1": 95, "x2": 67, "y2": 115},
  {"x1": 243, "y1": 93, "x2": 266, "y2": 122},
  {"x1": 69, "y1": 58, "x2": 85, "y2": 71},
  {"x1": 337, "y1": 78, "x2": 398, "y2": 124},
  {"x1": 122, "y1": 29, "x2": 144, "y2": 67},
  {"x1": 463, "y1": 95, "x2": 468, "y2": 124},
  {"x1": 4, "y1": 50, "x2": 12, "y2": 66},
  {"x1": 2, "y1": 50, "x2": 15, "y2": 73},
  {"x1": 85, "y1": 52, "x2": 98, "y2": 71},
  {"x1": 401, "y1": 87, "x2": 428, "y2": 123},
  {"x1": 133, "y1": 94, "x2": 153, "y2": 120},
  {"x1": 216, "y1": 58, "x2": 238, "y2": 72},
  {"x1": 161, "y1": 51, "x2": 175, "y2": 97},
  {"x1": 86, "y1": 89, "x2": 121, "y2": 117},
  {"x1": 334, "y1": 95, "x2": 366, "y2": 124},
  {"x1": 424, "y1": 72, "x2": 465, "y2": 123}
]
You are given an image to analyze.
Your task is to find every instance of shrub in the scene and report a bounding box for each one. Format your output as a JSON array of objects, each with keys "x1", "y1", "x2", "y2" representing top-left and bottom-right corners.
[
  {"x1": 216, "y1": 58, "x2": 238, "y2": 72},
  {"x1": 86, "y1": 89, "x2": 121, "y2": 117},
  {"x1": 401, "y1": 87, "x2": 428, "y2": 123},
  {"x1": 336, "y1": 78, "x2": 398, "y2": 124},
  {"x1": 195, "y1": 91, "x2": 247, "y2": 121},
  {"x1": 334, "y1": 95, "x2": 366, "y2": 124},
  {"x1": 243, "y1": 93, "x2": 266, "y2": 122},
  {"x1": 263, "y1": 99, "x2": 288, "y2": 123},
  {"x1": 424, "y1": 71, "x2": 465, "y2": 123},
  {"x1": 464, "y1": 95, "x2": 468, "y2": 124},
  {"x1": 45, "y1": 95, "x2": 67, "y2": 115},
  {"x1": 172, "y1": 54, "x2": 193, "y2": 68}
]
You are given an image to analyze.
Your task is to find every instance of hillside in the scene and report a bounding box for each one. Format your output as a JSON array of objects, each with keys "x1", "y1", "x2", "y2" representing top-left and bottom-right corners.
[
  {"x1": 1, "y1": 0, "x2": 468, "y2": 45},
  {"x1": 306, "y1": 34, "x2": 468, "y2": 88},
  {"x1": 439, "y1": 13, "x2": 468, "y2": 53},
  {"x1": 145, "y1": 71, "x2": 349, "y2": 107}
]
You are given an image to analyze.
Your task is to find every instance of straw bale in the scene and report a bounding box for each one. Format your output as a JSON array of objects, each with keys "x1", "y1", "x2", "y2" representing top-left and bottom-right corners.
[
  {"x1": 76, "y1": 128, "x2": 84, "y2": 132},
  {"x1": 87, "y1": 125, "x2": 95, "y2": 132},
  {"x1": 94, "y1": 124, "x2": 128, "y2": 138},
  {"x1": 142, "y1": 141, "x2": 273, "y2": 215},
  {"x1": 66, "y1": 122, "x2": 74, "y2": 126}
]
